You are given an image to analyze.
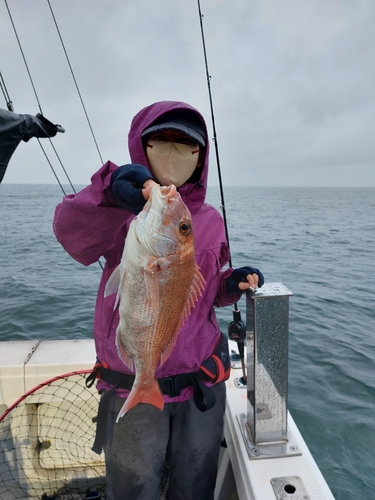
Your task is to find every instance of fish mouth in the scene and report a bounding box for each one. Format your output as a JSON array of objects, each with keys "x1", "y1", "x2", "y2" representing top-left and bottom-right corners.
[
  {"x1": 144, "y1": 185, "x2": 177, "y2": 214},
  {"x1": 159, "y1": 184, "x2": 177, "y2": 200}
]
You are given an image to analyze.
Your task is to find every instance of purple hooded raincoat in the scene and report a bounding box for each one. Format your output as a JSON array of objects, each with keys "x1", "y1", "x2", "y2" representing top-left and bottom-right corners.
[{"x1": 53, "y1": 101, "x2": 241, "y2": 403}]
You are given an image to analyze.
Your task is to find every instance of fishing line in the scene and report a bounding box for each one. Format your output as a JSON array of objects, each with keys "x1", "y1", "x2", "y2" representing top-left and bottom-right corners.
[
  {"x1": 197, "y1": 0, "x2": 247, "y2": 377},
  {"x1": 46, "y1": 0, "x2": 104, "y2": 165}
]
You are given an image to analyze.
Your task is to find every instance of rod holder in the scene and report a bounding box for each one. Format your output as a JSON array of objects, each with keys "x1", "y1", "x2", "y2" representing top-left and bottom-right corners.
[{"x1": 245, "y1": 283, "x2": 293, "y2": 446}]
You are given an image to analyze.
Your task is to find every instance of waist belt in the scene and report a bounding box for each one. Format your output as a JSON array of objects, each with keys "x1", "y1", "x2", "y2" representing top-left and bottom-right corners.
[
  {"x1": 87, "y1": 365, "x2": 216, "y2": 454},
  {"x1": 87, "y1": 364, "x2": 211, "y2": 399}
]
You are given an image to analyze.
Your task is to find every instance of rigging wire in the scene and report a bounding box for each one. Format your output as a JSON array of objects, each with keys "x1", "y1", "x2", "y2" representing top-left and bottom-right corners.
[
  {"x1": 3, "y1": 0, "x2": 104, "y2": 269},
  {"x1": 46, "y1": 0, "x2": 104, "y2": 165},
  {"x1": 0, "y1": 71, "x2": 14, "y2": 110},
  {"x1": 47, "y1": 138, "x2": 77, "y2": 194},
  {"x1": 0, "y1": 68, "x2": 72, "y2": 192},
  {"x1": 37, "y1": 138, "x2": 67, "y2": 195},
  {"x1": 3, "y1": 0, "x2": 43, "y2": 115},
  {"x1": 46, "y1": 0, "x2": 104, "y2": 268}
]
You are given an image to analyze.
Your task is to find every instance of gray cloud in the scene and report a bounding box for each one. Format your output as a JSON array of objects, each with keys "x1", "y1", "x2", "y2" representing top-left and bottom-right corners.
[{"x1": 1, "y1": 0, "x2": 374, "y2": 187}]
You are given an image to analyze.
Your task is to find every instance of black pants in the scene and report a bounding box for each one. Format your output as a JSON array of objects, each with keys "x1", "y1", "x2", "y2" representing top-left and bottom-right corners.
[{"x1": 102, "y1": 382, "x2": 226, "y2": 500}]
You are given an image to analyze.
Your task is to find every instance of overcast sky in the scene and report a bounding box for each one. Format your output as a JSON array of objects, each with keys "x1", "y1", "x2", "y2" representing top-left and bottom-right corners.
[{"x1": 1, "y1": 0, "x2": 374, "y2": 187}]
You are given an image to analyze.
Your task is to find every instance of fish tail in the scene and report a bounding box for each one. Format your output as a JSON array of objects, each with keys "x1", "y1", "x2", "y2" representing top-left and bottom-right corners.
[{"x1": 116, "y1": 379, "x2": 164, "y2": 422}]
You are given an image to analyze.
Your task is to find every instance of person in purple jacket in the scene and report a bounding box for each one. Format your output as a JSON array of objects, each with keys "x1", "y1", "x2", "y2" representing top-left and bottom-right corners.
[{"x1": 53, "y1": 100, "x2": 264, "y2": 500}]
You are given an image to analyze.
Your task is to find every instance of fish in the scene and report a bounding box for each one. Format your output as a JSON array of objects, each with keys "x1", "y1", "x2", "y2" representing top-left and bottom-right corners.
[{"x1": 104, "y1": 184, "x2": 205, "y2": 421}]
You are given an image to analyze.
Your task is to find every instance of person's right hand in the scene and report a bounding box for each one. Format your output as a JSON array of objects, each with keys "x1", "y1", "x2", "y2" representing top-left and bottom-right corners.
[
  {"x1": 142, "y1": 178, "x2": 160, "y2": 200},
  {"x1": 111, "y1": 164, "x2": 156, "y2": 214}
]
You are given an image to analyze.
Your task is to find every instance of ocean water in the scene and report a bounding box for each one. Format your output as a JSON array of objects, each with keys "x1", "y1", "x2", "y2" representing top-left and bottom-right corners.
[{"x1": 1, "y1": 183, "x2": 374, "y2": 499}]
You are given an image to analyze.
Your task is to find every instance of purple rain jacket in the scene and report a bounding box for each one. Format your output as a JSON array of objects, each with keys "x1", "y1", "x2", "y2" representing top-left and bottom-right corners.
[{"x1": 53, "y1": 100, "x2": 241, "y2": 403}]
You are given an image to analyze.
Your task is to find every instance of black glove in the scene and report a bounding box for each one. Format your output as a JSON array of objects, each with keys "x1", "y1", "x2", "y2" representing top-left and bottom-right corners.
[
  {"x1": 225, "y1": 266, "x2": 264, "y2": 295},
  {"x1": 111, "y1": 164, "x2": 155, "y2": 214}
]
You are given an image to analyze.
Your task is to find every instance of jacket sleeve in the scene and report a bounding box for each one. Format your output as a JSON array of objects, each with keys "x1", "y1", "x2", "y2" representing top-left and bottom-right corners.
[
  {"x1": 53, "y1": 161, "x2": 132, "y2": 266},
  {"x1": 215, "y1": 268, "x2": 243, "y2": 308},
  {"x1": 214, "y1": 240, "x2": 243, "y2": 307}
]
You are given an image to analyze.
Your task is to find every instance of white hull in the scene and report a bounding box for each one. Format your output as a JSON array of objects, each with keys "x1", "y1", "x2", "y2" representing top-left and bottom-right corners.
[{"x1": 0, "y1": 339, "x2": 334, "y2": 499}]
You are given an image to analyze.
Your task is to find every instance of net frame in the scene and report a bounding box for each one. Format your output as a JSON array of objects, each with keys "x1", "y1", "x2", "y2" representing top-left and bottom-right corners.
[{"x1": 0, "y1": 370, "x2": 106, "y2": 499}]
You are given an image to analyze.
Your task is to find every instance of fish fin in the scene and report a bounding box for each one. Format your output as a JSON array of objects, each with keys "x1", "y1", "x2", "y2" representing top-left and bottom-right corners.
[
  {"x1": 184, "y1": 264, "x2": 206, "y2": 317},
  {"x1": 104, "y1": 265, "x2": 121, "y2": 297},
  {"x1": 116, "y1": 379, "x2": 164, "y2": 421},
  {"x1": 159, "y1": 265, "x2": 205, "y2": 367},
  {"x1": 116, "y1": 328, "x2": 134, "y2": 371},
  {"x1": 105, "y1": 265, "x2": 126, "y2": 310},
  {"x1": 104, "y1": 264, "x2": 126, "y2": 310}
]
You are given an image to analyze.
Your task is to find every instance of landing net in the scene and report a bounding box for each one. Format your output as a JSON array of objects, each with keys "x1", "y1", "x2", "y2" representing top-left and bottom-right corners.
[{"x1": 0, "y1": 371, "x2": 106, "y2": 499}]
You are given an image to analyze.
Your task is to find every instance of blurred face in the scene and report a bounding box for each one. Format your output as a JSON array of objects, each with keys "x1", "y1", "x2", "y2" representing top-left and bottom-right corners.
[{"x1": 145, "y1": 130, "x2": 203, "y2": 187}]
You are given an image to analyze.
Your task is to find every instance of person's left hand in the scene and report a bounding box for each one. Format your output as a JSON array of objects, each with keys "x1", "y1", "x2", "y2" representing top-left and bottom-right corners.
[
  {"x1": 225, "y1": 266, "x2": 264, "y2": 295},
  {"x1": 237, "y1": 272, "x2": 259, "y2": 290}
]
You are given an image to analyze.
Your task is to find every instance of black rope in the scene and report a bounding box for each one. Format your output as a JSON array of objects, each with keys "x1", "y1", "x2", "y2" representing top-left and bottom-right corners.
[{"x1": 46, "y1": 0, "x2": 104, "y2": 165}]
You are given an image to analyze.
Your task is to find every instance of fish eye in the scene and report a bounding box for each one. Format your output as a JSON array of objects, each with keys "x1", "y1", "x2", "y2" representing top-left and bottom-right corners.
[{"x1": 179, "y1": 221, "x2": 191, "y2": 235}]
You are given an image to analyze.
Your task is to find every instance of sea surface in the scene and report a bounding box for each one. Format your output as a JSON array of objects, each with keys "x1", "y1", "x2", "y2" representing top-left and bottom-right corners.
[{"x1": 1, "y1": 183, "x2": 374, "y2": 499}]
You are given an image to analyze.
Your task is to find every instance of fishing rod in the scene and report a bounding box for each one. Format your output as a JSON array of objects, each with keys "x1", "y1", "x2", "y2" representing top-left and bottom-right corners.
[{"x1": 197, "y1": 0, "x2": 247, "y2": 381}]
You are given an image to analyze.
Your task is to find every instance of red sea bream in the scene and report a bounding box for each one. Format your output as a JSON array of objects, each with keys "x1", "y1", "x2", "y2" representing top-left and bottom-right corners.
[{"x1": 105, "y1": 184, "x2": 205, "y2": 421}]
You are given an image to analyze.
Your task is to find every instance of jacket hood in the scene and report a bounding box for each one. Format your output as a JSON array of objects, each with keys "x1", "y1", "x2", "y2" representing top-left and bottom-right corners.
[{"x1": 128, "y1": 101, "x2": 209, "y2": 213}]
